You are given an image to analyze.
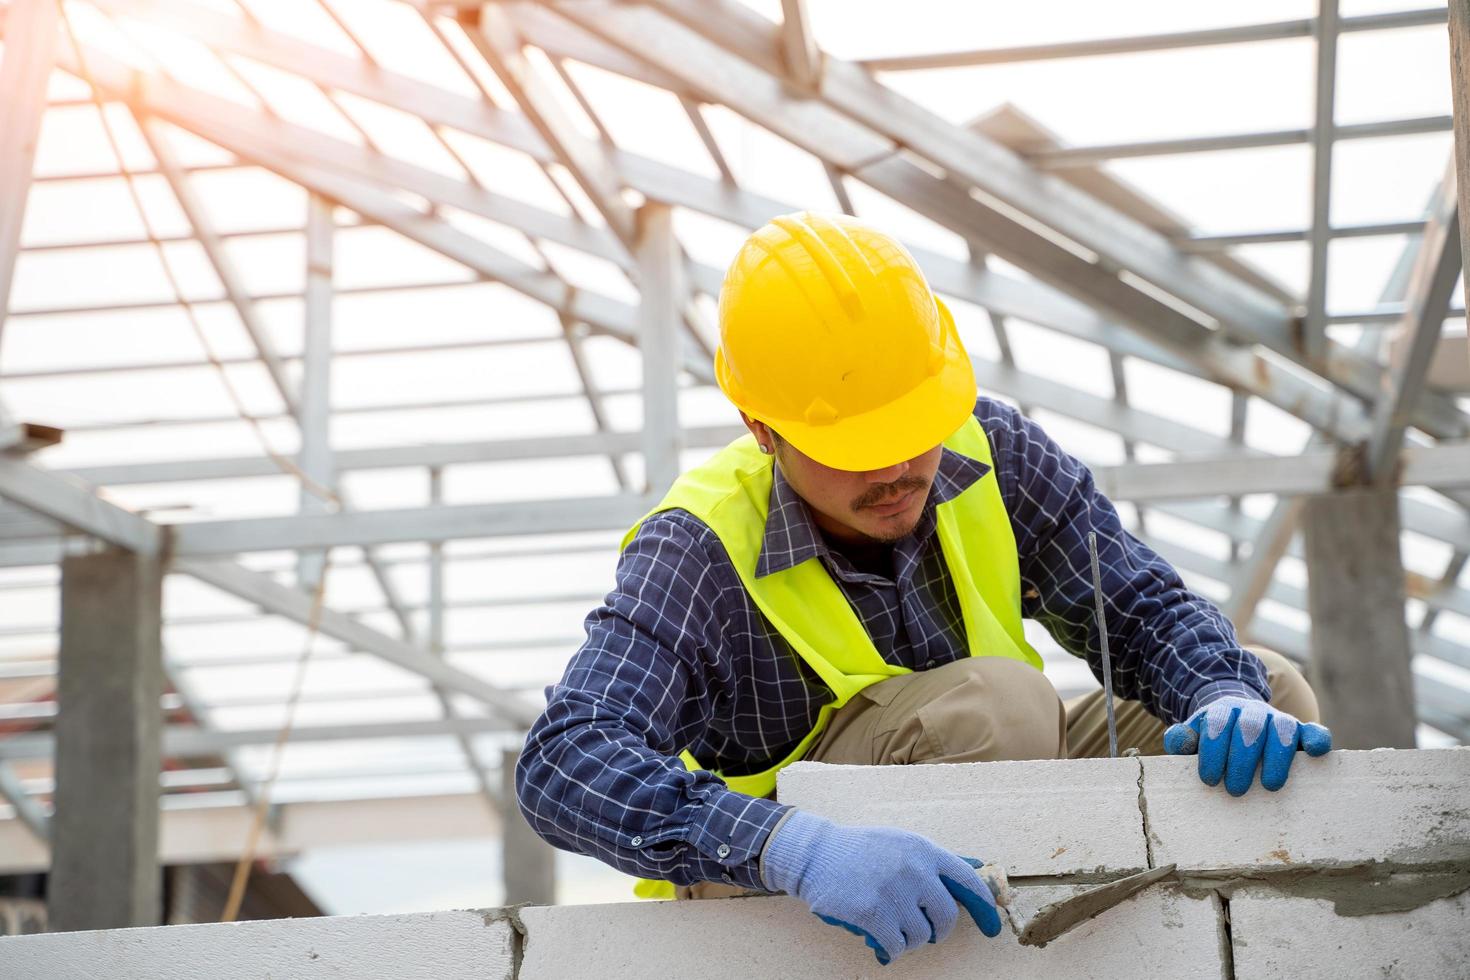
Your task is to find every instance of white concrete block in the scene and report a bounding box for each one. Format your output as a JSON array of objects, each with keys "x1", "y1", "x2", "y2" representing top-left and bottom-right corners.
[
  {"x1": 777, "y1": 758, "x2": 1149, "y2": 876},
  {"x1": 0, "y1": 908, "x2": 517, "y2": 980},
  {"x1": 1229, "y1": 885, "x2": 1470, "y2": 979},
  {"x1": 1143, "y1": 748, "x2": 1470, "y2": 872},
  {"x1": 520, "y1": 885, "x2": 1224, "y2": 979}
]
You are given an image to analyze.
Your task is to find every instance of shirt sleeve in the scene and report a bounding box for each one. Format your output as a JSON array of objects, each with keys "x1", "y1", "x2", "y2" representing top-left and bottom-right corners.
[
  {"x1": 977, "y1": 400, "x2": 1270, "y2": 723},
  {"x1": 515, "y1": 511, "x2": 790, "y2": 890}
]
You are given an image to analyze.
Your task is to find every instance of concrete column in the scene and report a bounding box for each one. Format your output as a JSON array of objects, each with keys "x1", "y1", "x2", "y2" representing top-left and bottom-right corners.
[
  {"x1": 1301, "y1": 488, "x2": 1417, "y2": 748},
  {"x1": 501, "y1": 749, "x2": 555, "y2": 906},
  {"x1": 48, "y1": 549, "x2": 164, "y2": 931}
]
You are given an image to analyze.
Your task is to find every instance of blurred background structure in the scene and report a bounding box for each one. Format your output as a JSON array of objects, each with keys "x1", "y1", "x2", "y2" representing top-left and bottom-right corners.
[{"x1": 0, "y1": 0, "x2": 1468, "y2": 930}]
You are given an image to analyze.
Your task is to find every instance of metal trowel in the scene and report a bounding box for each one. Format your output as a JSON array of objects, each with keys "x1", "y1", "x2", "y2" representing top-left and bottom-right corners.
[{"x1": 978, "y1": 863, "x2": 1179, "y2": 947}]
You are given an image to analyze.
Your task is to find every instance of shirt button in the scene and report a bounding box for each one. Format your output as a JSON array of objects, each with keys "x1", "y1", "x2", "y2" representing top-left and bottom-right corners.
[
  {"x1": 716, "y1": 844, "x2": 732, "y2": 858},
  {"x1": 923, "y1": 660, "x2": 936, "y2": 670},
  {"x1": 630, "y1": 836, "x2": 643, "y2": 847},
  {"x1": 721, "y1": 873, "x2": 734, "y2": 884}
]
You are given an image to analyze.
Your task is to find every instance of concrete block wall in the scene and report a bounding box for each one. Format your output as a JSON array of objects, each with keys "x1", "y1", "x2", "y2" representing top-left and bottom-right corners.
[
  {"x1": 3, "y1": 749, "x2": 1466, "y2": 979},
  {"x1": 0, "y1": 909, "x2": 519, "y2": 979}
]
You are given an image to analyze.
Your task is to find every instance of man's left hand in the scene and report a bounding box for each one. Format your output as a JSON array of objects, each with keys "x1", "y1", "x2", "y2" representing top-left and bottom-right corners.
[{"x1": 1163, "y1": 696, "x2": 1332, "y2": 796}]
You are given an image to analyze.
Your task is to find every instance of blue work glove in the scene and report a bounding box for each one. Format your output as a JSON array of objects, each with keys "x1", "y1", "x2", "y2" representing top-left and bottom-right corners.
[
  {"x1": 1163, "y1": 695, "x2": 1332, "y2": 796},
  {"x1": 761, "y1": 810, "x2": 1000, "y2": 966}
]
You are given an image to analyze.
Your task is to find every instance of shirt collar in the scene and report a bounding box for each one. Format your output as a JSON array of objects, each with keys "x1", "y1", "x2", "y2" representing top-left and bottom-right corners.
[{"x1": 754, "y1": 447, "x2": 991, "y2": 578}]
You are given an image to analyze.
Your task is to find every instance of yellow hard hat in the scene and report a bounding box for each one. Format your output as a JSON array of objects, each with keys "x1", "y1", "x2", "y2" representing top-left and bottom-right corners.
[{"x1": 715, "y1": 212, "x2": 977, "y2": 471}]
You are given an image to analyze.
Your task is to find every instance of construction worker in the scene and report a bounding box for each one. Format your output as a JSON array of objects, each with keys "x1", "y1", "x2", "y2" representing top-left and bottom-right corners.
[{"x1": 517, "y1": 213, "x2": 1332, "y2": 965}]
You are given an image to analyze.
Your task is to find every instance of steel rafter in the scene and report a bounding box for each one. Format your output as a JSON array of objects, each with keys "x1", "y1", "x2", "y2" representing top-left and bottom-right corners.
[
  {"x1": 0, "y1": 457, "x2": 541, "y2": 729},
  {"x1": 855, "y1": 7, "x2": 1447, "y2": 71},
  {"x1": 0, "y1": 0, "x2": 58, "y2": 343},
  {"x1": 547, "y1": 0, "x2": 1470, "y2": 444},
  {"x1": 1365, "y1": 169, "x2": 1463, "y2": 482}
]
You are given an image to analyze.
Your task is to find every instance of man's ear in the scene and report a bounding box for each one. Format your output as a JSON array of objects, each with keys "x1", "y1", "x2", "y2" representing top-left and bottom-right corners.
[{"x1": 740, "y1": 413, "x2": 775, "y2": 455}]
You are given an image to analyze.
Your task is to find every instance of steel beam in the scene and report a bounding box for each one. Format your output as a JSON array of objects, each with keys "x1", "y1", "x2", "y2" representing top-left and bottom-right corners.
[
  {"x1": 0, "y1": 455, "x2": 547, "y2": 727},
  {"x1": 0, "y1": 716, "x2": 517, "y2": 762},
  {"x1": 8, "y1": 83, "x2": 1079, "y2": 379},
  {"x1": 1178, "y1": 219, "x2": 1430, "y2": 252},
  {"x1": 561, "y1": 315, "x2": 634, "y2": 489},
  {"x1": 636, "y1": 203, "x2": 682, "y2": 494},
  {"x1": 46, "y1": 362, "x2": 1244, "y2": 488},
  {"x1": 51, "y1": 384, "x2": 642, "y2": 436},
  {"x1": 465, "y1": 3, "x2": 637, "y2": 249},
  {"x1": 0, "y1": 583, "x2": 605, "y2": 636},
  {"x1": 151, "y1": 443, "x2": 1470, "y2": 555},
  {"x1": 88, "y1": 0, "x2": 543, "y2": 152},
  {"x1": 0, "y1": 459, "x2": 162, "y2": 555},
  {"x1": 169, "y1": 493, "x2": 649, "y2": 555},
  {"x1": 1148, "y1": 498, "x2": 1470, "y2": 675},
  {"x1": 1219, "y1": 498, "x2": 1305, "y2": 635},
  {"x1": 1416, "y1": 551, "x2": 1470, "y2": 635},
  {"x1": 47, "y1": 18, "x2": 1407, "y2": 444},
  {"x1": 592, "y1": 0, "x2": 1217, "y2": 353},
  {"x1": 47, "y1": 43, "x2": 673, "y2": 365},
  {"x1": 421, "y1": 465, "x2": 504, "y2": 817},
  {"x1": 642, "y1": 0, "x2": 1291, "y2": 341},
  {"x1": 1143, "y1": 527, "x2": 1470, "y2": 741},
  {"x1": 65, "y1": 0, "x2": 1435, "y2": 434},
  {"x1": 429, "y1": 470, "x2": 447, "y2": 660},
  {"x1": 0, "y1": 0, "x2": 58, "y2": 339},
  {"x1": 1454, "y1": 0, "x2": 1470, "y2": 316},
  {"x1": 0, "y1": 686, "x2": 515, "y2": 724},
  {"x1": 0, "y1": 762, "x2": 48, "y2": 843},
  {"x1": 1303, "y1": 0, "x2": 1341, "y2": 365},
  {"x1": 0, "y1": 791, "x2": 502, "y2": 875},
  {"x1": 1364, "y1": 164, "x2": 1463, "y2": 481},
  {"x1": 1035, "y1": 118, "x2": 1452, "y2": 170},
  {"x1": 136, "y1": 118, "x2": 298, "y2": 416},
  {"x1": 3, "y1": 331, "x2": 568, "y2": 383},
  {"x1": 298, "y1": 193, "x2": 335, "y2": 588},
  {"x1": 972, "y1": 360, "x2": 1247, "y2": 458},
  {"x1": 1094, "y1": 440, "x2": 1470, "y2": 502},
  {"x1": 0, "y1": 539, "x2": 75, "y2": 567},
  {"x1": 67, "y1": 425, "x2": 743, "y2": 487},
  {"x1": 778, "y1": 0, "x2": 821, "y2": 90},
  {"x1": 565, "y1": 0, "x2": 1470, "y2": 445},
  {"x1": 1215, "y1": 218, "x2": 1437, "y2": 631},
  {"x1": 162, "y1": 662, "x2": 263, "y2": 814},
  {"x1": 175, "y1": 558, "x2": 542, "y2": 728},
  {"x1": 0, "y1": 453, "x2": 511, "y2": 815},
  {"x1": 680, "y1": 97, "x2": 737, "y2": 185},
  {"x1": 141, "y1": 98, "x2": 427, "y2": 683},
  {"x1": 856, "y1": 7, "x2": 1447, "y2": 70}
]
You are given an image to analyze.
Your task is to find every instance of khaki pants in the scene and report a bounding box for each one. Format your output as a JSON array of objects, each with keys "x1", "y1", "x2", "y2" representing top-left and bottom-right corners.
[{"x1": 678, "y1": 647, "x2": 1318, "y2": 899}]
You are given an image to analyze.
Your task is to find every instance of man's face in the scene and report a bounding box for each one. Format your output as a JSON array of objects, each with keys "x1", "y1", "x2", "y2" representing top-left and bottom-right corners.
[{"x1": 743, "y1": 416, "x2": 942, "y2": 546}]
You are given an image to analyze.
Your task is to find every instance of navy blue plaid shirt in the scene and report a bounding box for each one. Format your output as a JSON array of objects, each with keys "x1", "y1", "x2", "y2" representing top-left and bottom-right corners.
[{"x1": 517, "y1": 398, "x2": 1268, "y2": 890}]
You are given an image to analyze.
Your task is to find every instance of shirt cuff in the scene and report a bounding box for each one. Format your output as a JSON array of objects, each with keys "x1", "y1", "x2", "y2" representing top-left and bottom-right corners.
[
  {"x1": 757, "y1": 807, "x2": 801, "y2": 892},
  {"x1": 1186, "y1": 679, "x2": 1270, "y2": 718},
  {"x1": 686, "y1": 789, "x2": 790, "y2": 891}
]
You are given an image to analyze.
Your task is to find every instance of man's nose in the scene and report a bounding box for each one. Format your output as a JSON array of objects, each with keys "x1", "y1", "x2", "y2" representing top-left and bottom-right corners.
[{"x1": 864, "y1": 458, "x2": 910, "y2": 483}]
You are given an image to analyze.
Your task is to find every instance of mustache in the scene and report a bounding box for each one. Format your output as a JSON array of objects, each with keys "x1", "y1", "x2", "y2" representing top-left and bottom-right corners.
[{"x1": 852, "y1": 475, "x2": 930, "y2": 510}]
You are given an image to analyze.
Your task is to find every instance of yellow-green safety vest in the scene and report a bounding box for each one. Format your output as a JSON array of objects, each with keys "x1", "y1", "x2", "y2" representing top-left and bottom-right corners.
[{"x1": 625, "y1": 416, "x2": 1042, "y2": 899}]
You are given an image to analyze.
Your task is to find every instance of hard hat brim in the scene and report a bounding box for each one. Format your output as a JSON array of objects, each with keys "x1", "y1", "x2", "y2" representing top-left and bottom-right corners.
[{"x1": 736, "y1": 299, "x2": 979, "y2": 473}]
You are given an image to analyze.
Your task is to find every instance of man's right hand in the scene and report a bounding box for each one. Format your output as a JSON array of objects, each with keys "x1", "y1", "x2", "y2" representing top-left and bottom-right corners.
[{"x1": 760, "y1": 810, "x2": 1001, "y2": 965}]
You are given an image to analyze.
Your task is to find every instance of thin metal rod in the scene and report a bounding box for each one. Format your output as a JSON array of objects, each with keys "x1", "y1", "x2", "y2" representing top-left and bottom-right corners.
[{"x1": 1087, "y1": 531, "x2": 1119, "y2": 759}]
